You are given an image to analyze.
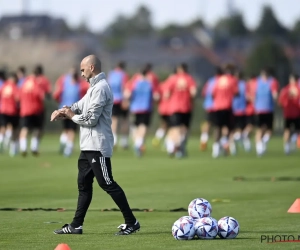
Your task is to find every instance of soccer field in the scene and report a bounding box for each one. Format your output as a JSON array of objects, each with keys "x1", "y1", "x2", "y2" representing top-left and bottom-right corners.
[{"x1": 0, "y1": 135, "x2": 299, "y2": 250}]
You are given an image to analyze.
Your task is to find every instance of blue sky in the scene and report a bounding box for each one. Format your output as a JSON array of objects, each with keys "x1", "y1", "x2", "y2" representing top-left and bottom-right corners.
[{"x1": 0, "y1": 0, "x2": 298, "y2": 32}]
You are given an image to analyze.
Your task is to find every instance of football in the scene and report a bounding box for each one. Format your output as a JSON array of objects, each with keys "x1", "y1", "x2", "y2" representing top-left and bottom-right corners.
[
  {"x1": 218, "y1": 216, "x2": 239, "y2": 239},
  {"x1": 172, "y1": 216, "x2": 195, "y2": 240},
  {"x1": 194, "y1": 217, "x2": 218, "y2": 239},
  {"x1": 188, "y1": 198, "x2": 212, "y2": 219}
]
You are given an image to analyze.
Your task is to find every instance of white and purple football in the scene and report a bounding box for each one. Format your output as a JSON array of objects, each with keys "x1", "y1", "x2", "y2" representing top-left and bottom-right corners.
[
  {"x1": 218, "y1": 216, "x2": 239, "y2": 239},
  {"x1": 194, "y1": 217, "x2": 218, "y2": 239},
  {"x1": 188, "y1": 198, "x2": 212, "y2": 219},
  {"x1": 172, "y1": 216, "x2": 195, "y2": 240}
]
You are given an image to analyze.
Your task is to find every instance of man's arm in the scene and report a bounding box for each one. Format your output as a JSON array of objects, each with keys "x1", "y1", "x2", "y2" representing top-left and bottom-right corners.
[{"x1": 71, "y1": 86, "x2": 107, "y2": 127}]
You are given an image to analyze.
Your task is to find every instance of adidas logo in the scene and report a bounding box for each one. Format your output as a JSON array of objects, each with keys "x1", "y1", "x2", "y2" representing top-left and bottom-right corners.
[{"x1": 92, "y1": 158, "x2": 96, "y2": 163}]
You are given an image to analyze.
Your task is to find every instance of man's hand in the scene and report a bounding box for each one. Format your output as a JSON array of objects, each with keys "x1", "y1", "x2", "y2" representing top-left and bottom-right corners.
[
  {"x1": 50, "y1": 110, "x2": 67, "y2": 122},
  {"x1": 60, "y1": 106, "x2": 75, "y2": 119}
]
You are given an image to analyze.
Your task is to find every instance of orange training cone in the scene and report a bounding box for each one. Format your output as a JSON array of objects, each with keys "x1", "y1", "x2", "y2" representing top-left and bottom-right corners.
[
  {"x1": 54, "y1": 243, "x2": 71, "y2": 250},
  {"x1": 288, "y1": 199, "x2": 300, "y2": 213}
]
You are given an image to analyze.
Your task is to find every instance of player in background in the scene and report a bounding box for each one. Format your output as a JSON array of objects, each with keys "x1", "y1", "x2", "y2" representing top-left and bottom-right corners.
[
  {"x1": 278, "y1": 73, "x2": 300, "y2": 154},
  {"x1": 230, "y1": 71, "x2": 247, "y2": 155},
  {"x1": 145, "y1": 63, "x2": 160, "y2": 99},
  {"x1": 253, "y1": 67, "x2": 279, "y2": 156},
  {"x1": 0, "y1": 72, "x2": 20, "y2": 156},
  {"x1": 124, "y1": 68, "x2": 153, "y2": 157},
  {"x1": 107, "y1": 61, "x2": 130, "y2": 149},
  {"x1": 242, "y1": 74, "x2": 257, "y2": 152},
  {"x1": 164, "y1": 63, "x2": 197, "y2": 158},
  {"x1": 0, "y1": 70, "x2": 7, "y2": 152},
  {"x1": 53, "y1": 67, "x2": 89, "y2": 157},
  {"x1": 19, "y1": 69, "x2": 45, "y2": 156},
  {"x1": 210, "y1": 64, "x2": 238, "y2": 158},
  {"x1": 152, "y1": 71, "x2": 175, "y2": 148},
  {"x1": 33, "y1": 65, "x2": 52, "y2": 152},
  {"x1": 17, "y1": 66, "x2": 27, "y2": 88},
  {"x1": 199, "y1": 67, "x2": 222, "y2": 151}
]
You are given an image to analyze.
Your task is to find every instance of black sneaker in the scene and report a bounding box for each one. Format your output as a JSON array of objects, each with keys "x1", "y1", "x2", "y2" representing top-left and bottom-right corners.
[
  {"x1": 53, "y1": 224, "x2": 83, "y2": 234},
  {"x1": 115, "y1": 221, "x2": 140, "y2": 235}
]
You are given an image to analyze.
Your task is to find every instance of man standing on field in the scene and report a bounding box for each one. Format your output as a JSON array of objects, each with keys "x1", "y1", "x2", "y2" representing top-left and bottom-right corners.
[{"x1": 51, "y1": 55, "x2": 140, "y2": 235}]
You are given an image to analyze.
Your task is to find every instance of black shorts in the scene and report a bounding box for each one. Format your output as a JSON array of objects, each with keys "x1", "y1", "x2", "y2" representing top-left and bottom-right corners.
[
  {"x1": 0, "y1": 114, "x2": 4, "y2": 127},
  {"x1": 206, "y1": 111, "x2": 215, "y2": 124},
  {"x1": 284, "y1": 118, "x2": 300, "y2": 130},
  {"x1": 160, "y1": 115, "x2": 170, "y2": 126},
  {"x1": 2, "y1": 115, "x2": 19, "y2": 129},
  {"x1": 257, "y1": 113, "x2": 273, "y2": 130},
  {"x1": 211, "y1": 109, "x2": 233, "y2": 128},
  {"x1": 112, "y1": 103, "x2": 128, "y2": 118},
  {"x1": 169, "y1": 112, "x2": 191, "y2": 128},
  {"x1": 63, "y1": 119, "x2": 77, "y2": 131},
  {"x1": 245, "y1": 115, "x2": 255, "y2": 126},
  {"x1": 233, "y1": 115, "x2": 246, "y2": 129},
  {"x1": 20, "y1": 113, "x2": 44, "y2": 130},
  {"x1": 134, "y1": 113, "x2": 151, "y2": 126}
]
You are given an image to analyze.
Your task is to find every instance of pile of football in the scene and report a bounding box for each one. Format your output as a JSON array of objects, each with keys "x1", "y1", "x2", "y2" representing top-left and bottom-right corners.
[{"x1": 171, "y1": 198, "x2": 239, "y2": 240}]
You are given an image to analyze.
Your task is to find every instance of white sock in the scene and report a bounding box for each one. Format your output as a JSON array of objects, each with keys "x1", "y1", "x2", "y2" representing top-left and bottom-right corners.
[
  {"x1": 166, "y1": 139, "x2": 175, "y2": 153},
  {"x1": 243, "y1": 137, "x2": 251, "y2": 152},
  {"x1": 60, "y1": 133, "x2": 67, "y2": 145},
  {"x1": 284, "y1": 142, "x2": 290, "y2": 154},
  {"x1": 233, "y1": 132, "x2": 241, "y2": 141},
  {"x1": 155, "y1": 128, "x2": 165, "y2": 140},
  {"x1": 64, "y1": 140, "x2": 74, "y2": 156},
  {"x1": 20, "y1": 138, "x2": 27, "y2": 152},
  {"x1": 229, "y1": 142, "x2": 236, "y2": 155},
  {"x1": 4, "y1": 130, "x2": 12, "y2": 146},
  {"x1": 200, "y1": 133, "x2": 209, "y2": 143},
  {"x1": 256, "y1": 141, "x2": 264, "y2": 155},
  {"x1": 212, "y1": 142, "x2": 220, "y2": 158},
  {"x1": 9, "y1": 141, "x2": 17, "y2": 156},
  {"x1": 134, "y1": 137, "x2": 143, "y2": 148},
  {"x1": 30, "y1": 137, "x2": 39, "y2": 152},
  {"x1": 262, "y1": 134, "x2": 270, "y2": 144},
  {"x1": 113, "y1": 133, "x2": 118, "y2": 146},
  {"x1": 120, "y1": 135, "x2": 129, "y2": 147}
]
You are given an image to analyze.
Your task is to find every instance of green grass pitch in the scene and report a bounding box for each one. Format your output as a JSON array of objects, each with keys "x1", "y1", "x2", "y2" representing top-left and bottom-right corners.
[{"x1": 0, "y1": 135, "x2": 300, "y2": 250}]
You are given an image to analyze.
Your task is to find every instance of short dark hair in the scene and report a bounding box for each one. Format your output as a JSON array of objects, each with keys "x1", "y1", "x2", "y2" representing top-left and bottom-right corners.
[
  {"x1": 0, "y1": 70, "x2": 7, "y2": 80},
  {"x1": 34, "y1": 64, "x2": 43, "y2": 75},
  {"x1": 118, "y1": 61, "x2": 126, "y2": 70},
  {"x1": 215, "y1": 66, "x2": 223, "y2": 75},
  {"x1": 18, "y1": 66, "x2": 26, "y2": 75},
  {"x1": 8, "y1": 72, "x2": 18, "y2": 83},
  {"x1": 180, "y1": 63, "x2": 188, "y2": 73},
  {"x1": 223, "y1": 63, "x2": 236, "y2": 75},
  {"x1": 144, "y1": 63, "x2": 152, "y2": 72}
]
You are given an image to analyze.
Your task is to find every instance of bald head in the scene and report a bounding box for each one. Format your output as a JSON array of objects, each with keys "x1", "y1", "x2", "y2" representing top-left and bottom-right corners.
[{"x1": 80, "y1": 54, "x2": 102, "y2": 82}]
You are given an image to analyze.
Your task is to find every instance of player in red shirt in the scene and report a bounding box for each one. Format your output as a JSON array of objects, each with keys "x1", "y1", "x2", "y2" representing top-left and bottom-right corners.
[
  {"x1": 144, "y1": 63, "x2": 160, "y2": 101},
  {"x1": 211, "y1": 64, "x2": 238, "y2": 158},
  {"x1": 53, "y1": 67, "x2": 89, "y2": 156},
  {"x1": 278, "y1": 73, "x2": 300, "y2": 154},
  {"x1": 164, "y1": 63, "x2": 197, "y2": 158},
  {"x1": 0, "y1": 72, "x2": 20, "y2": 156},
  {"x1": 0, "y1": 70, "x2": 7, "y2": 152},
  {"x1": 152, "y1": 71, "x2": 175, "y2": 148},
  {"x1": 19, "y1": 69, "x2": 46, "y2": 156}
]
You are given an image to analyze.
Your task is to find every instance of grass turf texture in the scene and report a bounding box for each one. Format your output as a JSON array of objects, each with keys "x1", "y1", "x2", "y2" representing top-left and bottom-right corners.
[{"x1": 0, "y1": 135, "x2": 299, "y2": 250}]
